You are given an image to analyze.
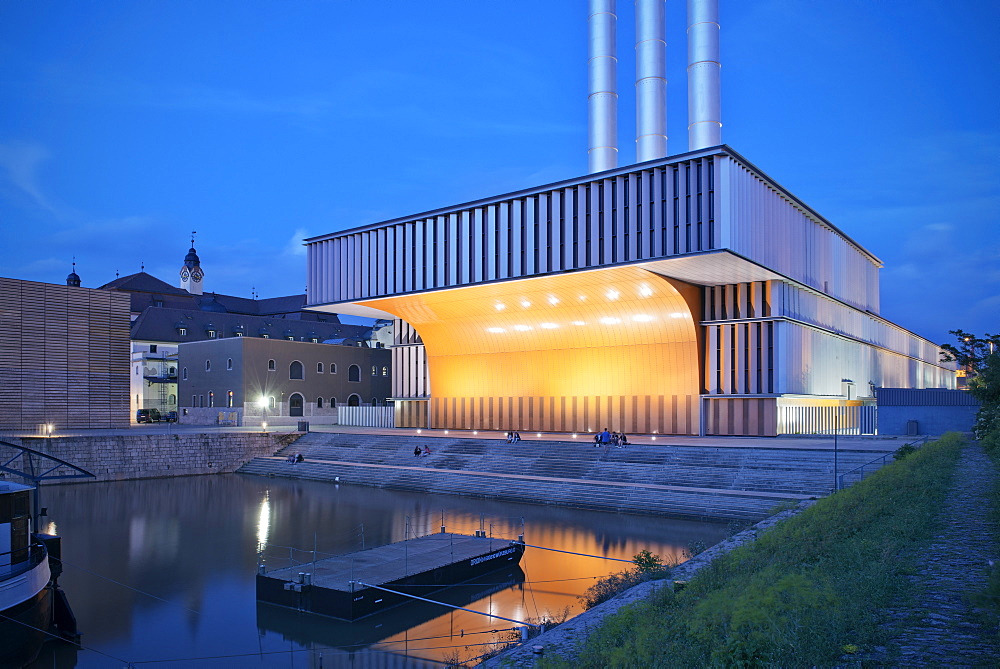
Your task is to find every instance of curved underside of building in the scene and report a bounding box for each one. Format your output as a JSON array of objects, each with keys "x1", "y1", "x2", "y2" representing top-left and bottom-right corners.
[{"x1": 355, "y1": 266, "x2": 702, "y2": 434}]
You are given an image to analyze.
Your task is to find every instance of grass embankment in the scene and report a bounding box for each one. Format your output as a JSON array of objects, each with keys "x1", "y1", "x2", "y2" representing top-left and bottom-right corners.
[
  {"x1": 539, "y1": 433, "x2": 966, "y2": 668},
  {"x1": 975, "y1": 428, "x2": 1000, "y2": 637}
]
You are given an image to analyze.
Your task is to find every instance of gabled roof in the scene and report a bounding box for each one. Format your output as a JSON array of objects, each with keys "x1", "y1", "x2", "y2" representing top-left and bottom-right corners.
[
  {"x1": 130, "y1": 306, "x2": 370, "y2": 344},
  {"x1": 99, "y1": 272, "x2": 189, "y2": 295}
]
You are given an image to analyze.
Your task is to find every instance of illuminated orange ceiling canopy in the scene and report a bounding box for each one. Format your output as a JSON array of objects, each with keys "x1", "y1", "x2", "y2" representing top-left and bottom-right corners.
[{"x1": 357, "y1": 266, "x2": 702, "y2": 433}]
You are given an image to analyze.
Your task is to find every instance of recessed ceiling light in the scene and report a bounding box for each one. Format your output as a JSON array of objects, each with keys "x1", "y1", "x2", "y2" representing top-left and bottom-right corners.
[
  {"x1": 495, "y1": 303, "x2": 506, "y2": 311},
  {"x1": 606, "y1": 289, "x2": 620, "y2": 300},
  {"x1": 513, "y1": 324, "x2": 532, "y2": 331},
  {"x1": 670, "y1": 312, "x2": 685, "y2": 319},
  {"x1": 632, "y1": 314, "x2": 654, "y2": 322},
  {"x1": 521, "y1": 300, "x2": 531, "y2": 307},
  {"x1": 540, "y1": 322, "x2": 559, "y2": 329},
  {"x1": 600, "y1": 317, "x2": 621, "y2": 325},
  {"x1": 572, "y1": 320, "x2": 587, "y2": 326},
  {"x1": 639, "y1": 286, "x2": 653, "y2": 297},
  {"x1": 548, "y1": 296, "x2": 560, "y2": 305},
  {"x1": 486, "y1": 327, "x2": 505, "y2": 333}
]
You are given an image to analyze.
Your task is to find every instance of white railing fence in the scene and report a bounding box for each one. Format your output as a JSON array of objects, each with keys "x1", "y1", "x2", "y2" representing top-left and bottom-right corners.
[
  {"x1": 778, "y1": 405, "x2": 877, "y2": 436},
  {"x1": 337, "y1": 406, "x2": 395, "y2": 428}
]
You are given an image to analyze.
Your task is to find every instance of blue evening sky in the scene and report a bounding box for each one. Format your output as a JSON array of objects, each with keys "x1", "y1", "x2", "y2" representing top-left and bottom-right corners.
[{"x1": 0, "y1": 1, "x2": 996, "y2": 344}]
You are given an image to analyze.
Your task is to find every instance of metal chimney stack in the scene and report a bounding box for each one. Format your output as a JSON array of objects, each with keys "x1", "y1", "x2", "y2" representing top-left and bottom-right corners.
[
  {"x1": 634, "y1": 0, "x2": 667, "y2": 161},
  {"x1": 686, "y1": 0, "x2": 721, "y2": 149},
  {"x1": 588, "y1": 0, "x2": 618, "y2": 173}
]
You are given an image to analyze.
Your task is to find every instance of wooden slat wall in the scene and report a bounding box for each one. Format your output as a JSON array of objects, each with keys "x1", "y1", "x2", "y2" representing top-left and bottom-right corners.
[{"x1": 0, "y1": 278, "x2": 131, "y2": 429}]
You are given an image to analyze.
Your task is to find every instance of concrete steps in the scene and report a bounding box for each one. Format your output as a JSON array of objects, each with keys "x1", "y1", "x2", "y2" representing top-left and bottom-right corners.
[
  {"x1": 238, "y1": 432, "x2": 892, "y2": 521},
  {"x1": 238, "y1": 457, "x2": 782, "y2": 522}
]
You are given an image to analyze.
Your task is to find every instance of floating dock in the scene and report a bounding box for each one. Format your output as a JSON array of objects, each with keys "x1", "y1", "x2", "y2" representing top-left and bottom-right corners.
[
  {"x1": 257, "y1": 566, "x2": 525, "y2": 648},
  {"x1": 256, "y1": 533, "x2": 524, "y2": 621}
]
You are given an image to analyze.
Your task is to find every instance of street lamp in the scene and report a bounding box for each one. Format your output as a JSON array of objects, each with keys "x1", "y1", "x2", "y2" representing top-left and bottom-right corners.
[{"x1": 258, "y1": 396, "x2": 268, "y2": 433}]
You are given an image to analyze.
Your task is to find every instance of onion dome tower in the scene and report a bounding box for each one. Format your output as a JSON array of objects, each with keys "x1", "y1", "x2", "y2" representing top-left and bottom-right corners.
[
  {"x1": 179, "y1": 231, "x2": 205, "y2": 295},
  {"x1": 66, "y1": 259, "x2": 81, "y2": 287}
]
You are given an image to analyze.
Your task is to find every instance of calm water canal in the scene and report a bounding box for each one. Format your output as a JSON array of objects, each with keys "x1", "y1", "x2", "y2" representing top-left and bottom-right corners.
[{"x1": 29, "y1": 474, "x2": 729, "y2": 668}]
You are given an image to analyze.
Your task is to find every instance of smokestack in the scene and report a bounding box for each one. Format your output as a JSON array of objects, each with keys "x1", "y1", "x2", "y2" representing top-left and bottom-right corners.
[
  {"x1": 635, "y1": 0, "x2": 667, "y2": 161},
  {"x1": 588, "y1": 0, "x2": 618, "y2": 173},
  {"x1": 687, "y1": 0, "x2": 721, "y2": 150}
]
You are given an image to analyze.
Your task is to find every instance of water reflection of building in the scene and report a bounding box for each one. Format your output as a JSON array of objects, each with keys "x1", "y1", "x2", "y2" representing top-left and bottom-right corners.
[{"x1": 39, "y1": 473, "x2": 726, "y2": 664}]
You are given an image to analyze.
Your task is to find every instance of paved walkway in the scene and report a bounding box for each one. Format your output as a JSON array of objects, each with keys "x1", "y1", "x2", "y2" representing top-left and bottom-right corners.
[
  {"x1": 2, "y1": 423, "x2": 911, "y2": 453},
  {"x1": 866, "y1": 442, "x2": 999, "y2": 666}
]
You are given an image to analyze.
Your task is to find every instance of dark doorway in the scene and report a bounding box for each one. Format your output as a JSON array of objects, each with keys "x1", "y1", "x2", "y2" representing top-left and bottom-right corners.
[{"x1": 289, "y1": 393, "x2": 304, "y2": 417}]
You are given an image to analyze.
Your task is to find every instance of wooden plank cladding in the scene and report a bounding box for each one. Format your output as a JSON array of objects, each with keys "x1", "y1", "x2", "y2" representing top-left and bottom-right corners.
[
  {"x1": 430, "y1": 394, "x2": 697, "y2": 436},
  {"x1": 0, "y1": 277, "x2": 131, "y2": 430}
]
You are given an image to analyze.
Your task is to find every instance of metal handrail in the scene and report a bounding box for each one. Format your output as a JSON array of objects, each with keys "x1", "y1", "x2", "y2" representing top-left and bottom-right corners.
[
  {"x1": 837, "y1": 436, "x2": 929, "y2": 490},
  {"x1": 0, "y1": 542, "x2": 47, "y2": 579}
]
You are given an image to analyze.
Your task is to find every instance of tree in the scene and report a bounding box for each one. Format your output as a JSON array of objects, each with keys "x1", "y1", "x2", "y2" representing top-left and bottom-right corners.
[
  {"x1": 971, "y1": 351, "x2": 1000, "y2": 440},
  {"x1": 940, "y1": 330, "x2": 1000, "y2": 378}
]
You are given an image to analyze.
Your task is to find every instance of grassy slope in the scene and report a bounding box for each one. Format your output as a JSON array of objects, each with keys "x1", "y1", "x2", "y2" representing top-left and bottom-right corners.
[{"x1": 538, "y1": 433, "x2": 966, "y2": 668}]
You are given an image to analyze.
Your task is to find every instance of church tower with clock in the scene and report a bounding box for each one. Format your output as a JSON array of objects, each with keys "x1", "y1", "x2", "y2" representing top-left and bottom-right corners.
[{"x1": 179, "y1": 233, "x2": 205, "y2": 295}]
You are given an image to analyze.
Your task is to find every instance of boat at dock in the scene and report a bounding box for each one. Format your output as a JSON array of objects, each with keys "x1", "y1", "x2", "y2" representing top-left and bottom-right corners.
[{"x1": 256, "y1": 532, "x2": 525, "y2": 621}]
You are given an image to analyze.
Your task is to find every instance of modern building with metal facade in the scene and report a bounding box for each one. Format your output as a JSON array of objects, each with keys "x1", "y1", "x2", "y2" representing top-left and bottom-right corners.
[{"x1": 304, "y1": 146, "x2": 954, "y2": 436}]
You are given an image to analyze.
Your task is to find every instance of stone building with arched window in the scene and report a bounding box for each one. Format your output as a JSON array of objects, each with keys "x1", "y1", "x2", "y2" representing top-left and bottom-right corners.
[{"x1": 177, "y1": 336, "x2": 390, "y2": 426}]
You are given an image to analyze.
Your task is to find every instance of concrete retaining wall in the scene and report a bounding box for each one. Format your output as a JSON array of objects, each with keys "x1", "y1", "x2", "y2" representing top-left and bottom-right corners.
[
  {"x1": 2, "y1": 433, "x2": 298, "y2": 483},
  {"x1": 878, "y1": 406, "x2": 979, "y2": 436}
]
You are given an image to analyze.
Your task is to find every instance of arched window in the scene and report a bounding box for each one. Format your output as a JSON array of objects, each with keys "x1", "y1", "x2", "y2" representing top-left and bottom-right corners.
[
  {"x1": 348, "y1": 365, "x2": 361, "y2": 382},
  {"x1": 182, "y1": 367, "x2": 188, "y2": 380},
  {"x1": 208, "y1": 392, "x2": 215, "y2": 408},
  {"x1": 227, "y1": 358, "x2": 233, "y2": 370},
  {"x1": 192, "y1": 395, "x2": 197, "y2": 407},
  {"x1": 269, "y1": 396, "x2": 276, "y2": 409},
  {"x1": 289, "y1": 393, "x2": 304, "y2": 417},
  {"x1": 267, "y1": 359, "x2": 275, "y2": 371},
  {"x1": 167, "y1": 394, "x2": 176, "y2": 406},
  {"x1": 329, "y1": 397, "x2": 337, "y2": 407},
  {"x1": 317, "y1": 362, "x2": 324, "y2": 373},
  {"x1": 371, "y1": 397, "x2": 378, "y2": 406},
  {"x1": 371, "y1": 366, "x2": 377, "y2": 376},
  {"x1": 317, "y1": 398, "x2": 324, "y2": 408},
  {"x1": 347, "y1": 394, "x2": 361, "y2": 406},
  {"x1": 289, "y1": 361, "x2": 304, "y2": 379},
  {"x1": 135, "y1": 365, "x2": 140, "y2": 375},
  {"x1": 382, "y1": 366, "x2": 388, "y2": 376},
  {"x1": 205, "y1": 360, "x2": 211, "y2": 372},
  {"x1": 227, "y1": 391, "x2": 234, "y2": 408},
  {"x1": 331, "y1": 363, "x2": 337, "y2": 374}
]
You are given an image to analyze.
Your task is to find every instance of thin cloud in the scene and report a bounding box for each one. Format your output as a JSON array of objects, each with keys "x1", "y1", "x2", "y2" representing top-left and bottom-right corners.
[{"x1": 0, "y1": 141, "x2": 58, "y2": 214}]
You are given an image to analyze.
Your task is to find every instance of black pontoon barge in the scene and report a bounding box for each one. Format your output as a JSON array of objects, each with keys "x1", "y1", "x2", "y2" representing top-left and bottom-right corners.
[{"x1": 256, "y1": 532, "x2": 524, "y2": 621}]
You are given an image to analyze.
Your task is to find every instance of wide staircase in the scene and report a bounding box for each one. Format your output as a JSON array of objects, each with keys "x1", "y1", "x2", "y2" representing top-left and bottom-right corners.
[{"x1": 238, "y1": 433, "x2": 891, "y2": 521}]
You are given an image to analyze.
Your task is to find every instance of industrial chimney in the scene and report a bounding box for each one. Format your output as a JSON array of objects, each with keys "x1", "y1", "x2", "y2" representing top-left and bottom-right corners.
[
  {"x1": 588, "y1": 0, "x2": 618, "y2": 173},
  {"x1": 686, "y1": 0, "x2": 721, "y2": 149},
  {"x1": 634, "y1": 0, "x2": 667, "y2": 161}
]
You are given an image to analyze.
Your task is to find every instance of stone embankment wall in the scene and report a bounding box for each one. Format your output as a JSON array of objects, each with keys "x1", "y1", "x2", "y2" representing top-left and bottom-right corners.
[{"x1": 2, "y1": 433, "x2": 298, "y2": 483}]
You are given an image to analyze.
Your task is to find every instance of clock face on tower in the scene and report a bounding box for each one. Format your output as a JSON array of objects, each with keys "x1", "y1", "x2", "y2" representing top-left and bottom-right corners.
[
  {"x1": 181, "y1": 270, "x2": 190, "y2": 281},
  {"x1": 192, "y1": 269, "x2": 203, "y2": 282}
]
